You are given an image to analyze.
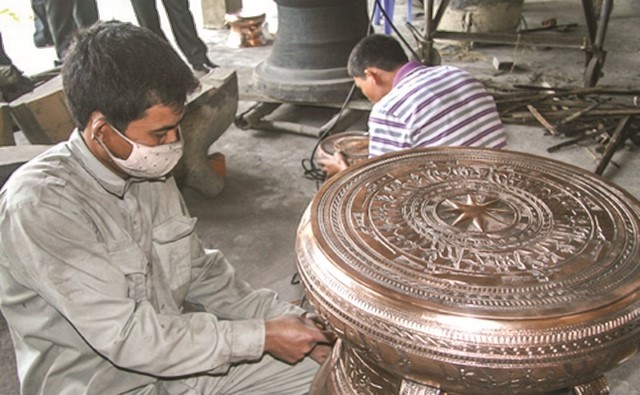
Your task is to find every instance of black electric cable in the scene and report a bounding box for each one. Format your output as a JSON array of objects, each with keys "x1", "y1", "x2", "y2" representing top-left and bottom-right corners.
[
  {"x1": 300, "y1": 83, "x2": 358, "y2": 187},
  {"x1": 373, "y1": 0, "x2": 421, "y2": 61},
  {"x1": 300, "y1": 0, "x2": 421, "y2": 188},
  {"x1": 295, "y1": 0, "x2": 424, "y2": 305}
]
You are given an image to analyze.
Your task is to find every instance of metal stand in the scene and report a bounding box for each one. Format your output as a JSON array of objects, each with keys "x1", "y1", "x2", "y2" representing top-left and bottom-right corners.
[
  {"x1": 418, "y1": 0, "x2": 614, "y2": 87},
  {"x1": 234, "y1": 100, "x2": 367, "y2": 138}
]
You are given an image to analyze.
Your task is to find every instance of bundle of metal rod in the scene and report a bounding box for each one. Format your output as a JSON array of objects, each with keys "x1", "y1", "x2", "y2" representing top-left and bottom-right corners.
[{"x1": 487, "y1": 84, "x2": 640, "y2": 174}]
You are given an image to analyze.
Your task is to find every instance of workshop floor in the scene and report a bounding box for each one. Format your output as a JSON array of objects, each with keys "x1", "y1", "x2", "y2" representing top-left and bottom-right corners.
[{"x1": 1, "y1": 0, "x2": 639, "y2": 394}]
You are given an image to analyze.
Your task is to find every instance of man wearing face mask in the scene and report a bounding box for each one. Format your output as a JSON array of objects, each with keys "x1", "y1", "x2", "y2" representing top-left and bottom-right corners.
[{"x1": 0, "y1": 21, "x2": 331, "y2": 395}]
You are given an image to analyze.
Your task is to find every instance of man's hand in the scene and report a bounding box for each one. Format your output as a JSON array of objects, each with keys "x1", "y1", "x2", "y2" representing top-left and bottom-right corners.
[
  {"x1": 316, "y1": 150, "x2": 348, "y2": 178},
  {"x1": 264, "y1": 315, "x2": 335, "y2": 364},
  {"x1": 308, "y1": 343, "x2": 333, "y2": 364}
]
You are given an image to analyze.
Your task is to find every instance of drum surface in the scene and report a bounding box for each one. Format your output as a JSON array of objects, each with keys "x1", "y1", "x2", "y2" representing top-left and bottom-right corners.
[{"x1": 296, "y1": 147, "x2": 640, "y2": 395}]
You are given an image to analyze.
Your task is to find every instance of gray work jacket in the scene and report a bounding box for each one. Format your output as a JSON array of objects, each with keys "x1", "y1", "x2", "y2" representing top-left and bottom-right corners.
[{"x1": 0, "y1": 130, "x2": 302, "y2": 394}]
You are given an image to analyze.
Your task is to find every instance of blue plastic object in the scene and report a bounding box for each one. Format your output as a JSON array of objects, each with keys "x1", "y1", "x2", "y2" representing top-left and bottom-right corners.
[{"x1": 373, "y1": 0, "x2": 414, "y2": 35}]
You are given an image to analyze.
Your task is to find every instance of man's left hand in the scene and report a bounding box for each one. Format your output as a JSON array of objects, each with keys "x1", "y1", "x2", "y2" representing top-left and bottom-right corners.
[{"x1": 316, "y1": 150, "x2": 348, "y2": 178}]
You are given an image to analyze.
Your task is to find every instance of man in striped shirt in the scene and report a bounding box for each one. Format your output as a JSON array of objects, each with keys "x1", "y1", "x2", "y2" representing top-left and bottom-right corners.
[{"x1": 318, "y1": 34, "x2": 506, "y2": 176}]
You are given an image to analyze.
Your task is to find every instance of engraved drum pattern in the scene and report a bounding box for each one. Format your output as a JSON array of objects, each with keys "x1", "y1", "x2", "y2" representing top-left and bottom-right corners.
[{"x1": 295, "y1": 147, "x2": 640, "y2": 394}]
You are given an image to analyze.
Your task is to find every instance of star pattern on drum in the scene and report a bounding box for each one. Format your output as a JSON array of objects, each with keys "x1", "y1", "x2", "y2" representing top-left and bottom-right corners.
[{"x1": 440, "y1": 194, "x2": 513, "y2": 232}]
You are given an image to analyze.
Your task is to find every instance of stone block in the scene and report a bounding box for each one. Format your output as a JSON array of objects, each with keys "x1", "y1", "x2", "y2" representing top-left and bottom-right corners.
[
  {"x1": 9, "y1": 74, "x2": 75, "y2": 145},
  {"x1": 173, "y1": 68, "x2": 239, "y2": 198},
  {"x1": 0, "y1": 104, "x2": 15, "y2": 146}
]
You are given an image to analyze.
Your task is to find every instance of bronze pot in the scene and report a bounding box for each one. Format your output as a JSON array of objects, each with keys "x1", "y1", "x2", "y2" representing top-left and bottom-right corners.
[
  {"x1": 316, "y1": 131, "x2": 369, "y2": 166},
  {"x1": 295, "y1": 147, "x2": 640, "y2": 394}
]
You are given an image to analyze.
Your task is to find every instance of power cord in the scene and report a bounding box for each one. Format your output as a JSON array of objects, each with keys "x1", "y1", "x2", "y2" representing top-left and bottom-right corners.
[
  {"x1": 300, "y1": 0, "x2": 418, "y2": 188},
  {"x1": 295, "y1": 1, "x2": 423, "y2": 306},
  {"x1": 301, "y1": 83, "x2": 358, "y2": 188},
  {"x1": 373, "y1": 0, "x2": 421, "y2": 61}
]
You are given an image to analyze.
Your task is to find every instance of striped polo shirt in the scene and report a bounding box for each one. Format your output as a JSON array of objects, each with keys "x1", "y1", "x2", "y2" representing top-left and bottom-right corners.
[{"x1": 368, "y1": 62, "x2": 506, "y2": 157}]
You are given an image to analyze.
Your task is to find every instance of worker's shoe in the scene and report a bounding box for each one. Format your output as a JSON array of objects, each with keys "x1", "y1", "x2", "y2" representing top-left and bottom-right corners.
[
  {"x1": 191, "y1": 58, "x2": 219, "y2": 78},
  {"x1": 191, "y1": 57, "x2": 218, "y2": 74}
]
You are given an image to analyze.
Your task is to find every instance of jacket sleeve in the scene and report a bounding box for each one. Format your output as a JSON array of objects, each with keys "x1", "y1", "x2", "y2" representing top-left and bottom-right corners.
[
  {"x1": 1, "y1": 201, "x2": 276, "y2": 377},
  {"x1": 185, "y1": 245, "x2": 305, "y2": 320}
]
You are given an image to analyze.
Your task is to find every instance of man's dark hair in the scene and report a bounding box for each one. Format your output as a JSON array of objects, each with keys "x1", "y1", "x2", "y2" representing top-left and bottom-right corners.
[
  {"x1": 347, "y1": 34, "x2": 409, "y2": 78},
  {"x1": 62, "y1": 21, "x2": 199, "y2": 131}
]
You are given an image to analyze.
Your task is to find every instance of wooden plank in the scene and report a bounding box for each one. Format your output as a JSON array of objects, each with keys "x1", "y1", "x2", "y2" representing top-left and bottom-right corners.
[{"x1": 527, "y1": 104, "x2": 559, "y2": 135}]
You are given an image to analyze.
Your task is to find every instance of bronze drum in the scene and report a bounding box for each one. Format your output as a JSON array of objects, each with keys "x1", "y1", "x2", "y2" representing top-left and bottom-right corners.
[
  {"x1": 295, "y1": 147, "x2": 640, "y2": 395},
  {"x1": 317, "y1": 131, "x2": 369, "y2": 166}
]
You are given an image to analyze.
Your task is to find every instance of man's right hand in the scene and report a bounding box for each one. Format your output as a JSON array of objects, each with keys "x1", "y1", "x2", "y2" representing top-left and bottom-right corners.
[{"x1": 264, "y1": 315, "x2": 334, "y2": 364}]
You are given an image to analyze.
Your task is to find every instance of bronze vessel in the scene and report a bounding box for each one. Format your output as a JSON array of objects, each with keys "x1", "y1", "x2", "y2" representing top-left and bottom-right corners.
[
  {"x1": 224, "y1": 12, "x2": 267, "y2": 48},
  {"x1": 295, "y1": 147, "x2": 640, "y2": 394},
  {"x1": 317, "y1": 131, "x2": 369, "y2": 166}
]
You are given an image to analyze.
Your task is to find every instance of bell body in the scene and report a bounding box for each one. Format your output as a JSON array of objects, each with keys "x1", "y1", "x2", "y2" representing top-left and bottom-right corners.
[{"x1": 254, "y1": 0, "x2": 369, "y2": 103}]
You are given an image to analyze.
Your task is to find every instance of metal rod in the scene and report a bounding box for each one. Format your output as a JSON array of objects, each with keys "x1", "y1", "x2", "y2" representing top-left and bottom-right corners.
[
  {"x1": 581, "y1": 0, "x2": 598, "y2": 46},
  {"x1": 248, "y1": 120, "x2": 320, "y2": 137},
  {"x1": 319, "y1": 109, "x2": 363, "y2": 135},
  {"x1": 547, "y1": 127, "x2": 607, "y2": 153},
  {"x1": 595, "y1": 115, "x2": 633, "y2": 175},
  {"x1": 557, "y1": 102, "x2": 602, "y2": 126},
  {"x1": 234, "y1": 102, "x2": 281, "y2": 130},
  {"x1": 594, "y1": 0, "x2": 614, "y2": 49},
  {"x1": 431, "y1": 31, "x2": 587, "y2": 49}
]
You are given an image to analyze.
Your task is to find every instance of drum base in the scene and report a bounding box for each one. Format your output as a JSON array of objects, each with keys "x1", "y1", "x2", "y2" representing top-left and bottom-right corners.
[
  {"x1": 310, "y1": 340, "x2": 401, "y2": 395},
  {"x1": 310, "y1": 341, "x2": 611, "y2": 395}
]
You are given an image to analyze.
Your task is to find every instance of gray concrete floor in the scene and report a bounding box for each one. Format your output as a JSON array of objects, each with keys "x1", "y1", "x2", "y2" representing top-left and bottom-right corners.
[{"x1": 1, "y1": 0, "x2": 639, "y2": 394}]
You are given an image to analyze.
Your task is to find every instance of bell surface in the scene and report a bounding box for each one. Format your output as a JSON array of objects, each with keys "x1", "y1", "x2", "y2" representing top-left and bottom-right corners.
[
  {"x1": 253, "y1": 0, "x2": 369, "y2": 103},
  {"x1": 296, "y1": 147, "x2": 640, "y2": 394}
]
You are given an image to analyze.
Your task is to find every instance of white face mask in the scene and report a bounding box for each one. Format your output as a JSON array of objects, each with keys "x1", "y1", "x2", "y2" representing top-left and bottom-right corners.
[{"x1": 96, "y1": 123, "x2": 184, "y2": 179}]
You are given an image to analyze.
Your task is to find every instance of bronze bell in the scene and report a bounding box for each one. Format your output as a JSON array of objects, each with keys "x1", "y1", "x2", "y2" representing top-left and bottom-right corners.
[{"x1": 253, "y1": 0, "x2": 369, "y2": 103}]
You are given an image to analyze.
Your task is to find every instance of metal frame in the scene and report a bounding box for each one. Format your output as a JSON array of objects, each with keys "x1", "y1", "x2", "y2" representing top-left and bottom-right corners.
[
  {"x1": 234, "y1": 100, "x2": 366, "y2": 137},
  {"x1": 417, "y1": 0, "x2": 614, "y2": 87}
]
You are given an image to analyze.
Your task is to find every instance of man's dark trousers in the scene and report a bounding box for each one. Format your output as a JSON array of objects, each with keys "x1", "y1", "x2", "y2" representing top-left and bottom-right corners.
[{"x1": 130, "y1": 0, "x2": 209, "y2": 67}]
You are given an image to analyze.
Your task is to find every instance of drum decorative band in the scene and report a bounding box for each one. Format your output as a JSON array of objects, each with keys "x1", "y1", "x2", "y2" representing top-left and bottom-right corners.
[{"x1": 295, "y1": 147, "x2": 640, "y2": 395}]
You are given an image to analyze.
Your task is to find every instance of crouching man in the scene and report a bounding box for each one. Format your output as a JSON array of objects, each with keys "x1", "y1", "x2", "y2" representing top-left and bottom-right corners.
[{"x1": 0, "y1": 21, "x2": 331, "y2": 395}]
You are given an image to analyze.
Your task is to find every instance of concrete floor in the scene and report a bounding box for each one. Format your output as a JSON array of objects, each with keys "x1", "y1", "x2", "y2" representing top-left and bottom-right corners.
[{"x1": 1, "y1": 0, "x2": 639, "y2": 394}]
